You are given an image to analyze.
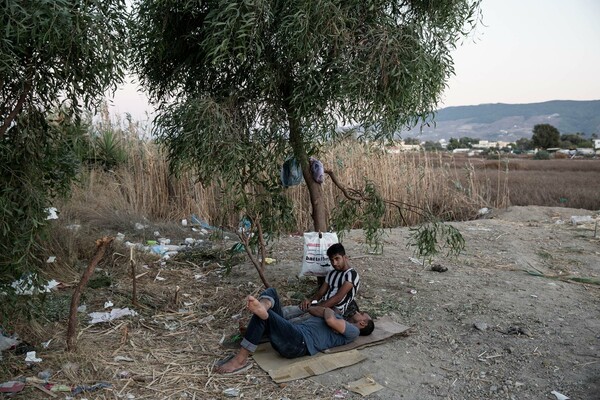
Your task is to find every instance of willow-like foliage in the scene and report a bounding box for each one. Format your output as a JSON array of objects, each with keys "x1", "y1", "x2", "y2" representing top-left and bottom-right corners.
[{"x1": 130, "y1": 0, "x2": 481, "y2": 254}]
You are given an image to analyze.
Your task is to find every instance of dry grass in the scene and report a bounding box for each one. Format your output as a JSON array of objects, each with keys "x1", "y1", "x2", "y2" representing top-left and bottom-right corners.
[
  {"x1": 60, "y1": 141, "x2": 514, "y2": 234},
  {"x1": 2, "y1": 234, "x2": 334, "y2": 399}
]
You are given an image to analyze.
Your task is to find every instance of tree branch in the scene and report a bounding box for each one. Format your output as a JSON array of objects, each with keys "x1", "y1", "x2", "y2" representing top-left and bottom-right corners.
[
  {"x1": 236, "y1": 217, "x2": 270, "y2": 288},
  {"x1": 0, "y1": 79, "x2": 33, "y2": 137},
  {"x1": 325, "y1": 168, "x2": 430, "y2": 226}
]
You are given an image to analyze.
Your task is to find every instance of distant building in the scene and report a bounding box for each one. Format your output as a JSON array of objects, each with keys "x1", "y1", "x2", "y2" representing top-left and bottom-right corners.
[{"x1": 385, "y1": 141, "x2": 422, "y2": 153}]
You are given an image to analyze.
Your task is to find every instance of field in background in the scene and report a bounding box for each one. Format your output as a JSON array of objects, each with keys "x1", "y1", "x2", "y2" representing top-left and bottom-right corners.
[{"x1": 58, "y1": 133, "x2": 600, "y2": 234}]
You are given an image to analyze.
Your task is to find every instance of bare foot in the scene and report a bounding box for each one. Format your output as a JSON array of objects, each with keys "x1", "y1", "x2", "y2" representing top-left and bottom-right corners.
[
  {"x1": 247, "y1": 296, "x2": 269, "y2": 320},
  {"x1": 214, "y1": 353, "x2": 248, "y2": 374}
]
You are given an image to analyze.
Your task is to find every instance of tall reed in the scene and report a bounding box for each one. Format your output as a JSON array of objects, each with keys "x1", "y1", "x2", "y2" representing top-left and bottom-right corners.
[{"x1": 64, "y1": 133, "x2": 507, "y2": 231}]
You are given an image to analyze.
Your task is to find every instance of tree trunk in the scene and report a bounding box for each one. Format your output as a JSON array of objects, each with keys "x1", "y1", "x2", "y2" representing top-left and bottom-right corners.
[{"x1": 287, "y1": 116, "x2": 327, "y2": 232}]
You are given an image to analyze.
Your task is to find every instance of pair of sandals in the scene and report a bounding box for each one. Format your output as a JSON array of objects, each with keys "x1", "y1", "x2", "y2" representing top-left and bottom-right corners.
[{"x1": 213, "y1": 354, "x2": 253, "y2": 375}]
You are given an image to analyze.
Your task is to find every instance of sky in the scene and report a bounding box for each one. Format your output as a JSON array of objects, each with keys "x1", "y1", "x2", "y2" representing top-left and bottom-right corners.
[{"x1": 107, "y1": 0, "x2": 600, "y2": 121}]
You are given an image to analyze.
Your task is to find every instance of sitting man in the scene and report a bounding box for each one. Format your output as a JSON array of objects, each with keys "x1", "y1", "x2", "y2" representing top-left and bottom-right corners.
[
  {"x1": 214, "y1": 287, "x2": 374, "y2": 374},
  {"x1": 285, "y1": 243, "x2": 361, "y2": 321}
]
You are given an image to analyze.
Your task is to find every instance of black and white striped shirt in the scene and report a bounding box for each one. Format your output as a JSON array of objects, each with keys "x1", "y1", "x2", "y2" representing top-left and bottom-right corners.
[{"x1": 323, "y1": 268, "x2": 360, "y2": 314}]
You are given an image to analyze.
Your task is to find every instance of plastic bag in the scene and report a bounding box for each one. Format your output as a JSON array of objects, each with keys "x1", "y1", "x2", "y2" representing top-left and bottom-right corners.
[
  {"x1": 299, "y1": 232, "x2": 339, "y2": 277},
  {"x1": 280, "y1": 157, "x2": 303, "y2": 188},
  {"x1": 309, "y1": 157, "x2": 324, "y2": 184}
]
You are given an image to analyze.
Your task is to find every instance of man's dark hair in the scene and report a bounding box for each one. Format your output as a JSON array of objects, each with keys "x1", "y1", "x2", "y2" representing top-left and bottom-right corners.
[
  {"x1": 327, "y1": 243, "x2": 345, "y2": 258},
  {"x1": 359, "y1": 319, "x2": 375, "y2": 336}
]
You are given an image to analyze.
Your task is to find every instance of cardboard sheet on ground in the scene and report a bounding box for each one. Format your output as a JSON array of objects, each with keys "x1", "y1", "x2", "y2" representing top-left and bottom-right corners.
[{"x1": 252, "y1": 316, "x2": 409, "y2": 383}]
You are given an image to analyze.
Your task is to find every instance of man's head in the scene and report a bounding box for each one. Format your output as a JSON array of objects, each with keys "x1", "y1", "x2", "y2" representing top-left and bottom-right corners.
[
  {"x1": 350, "y1": 312, "x2": 375, "y2": 336},
  {"x1": 327, "y1": 243, "x2": 349, "y2": 271}
]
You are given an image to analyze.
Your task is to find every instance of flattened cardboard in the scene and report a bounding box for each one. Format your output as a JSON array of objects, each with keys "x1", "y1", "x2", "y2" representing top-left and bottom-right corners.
[
  {"x1": 347, "y1": 376, "x2": 385, "y2": 396},
  {"x1": 252, "y1": 343, "x2": 366, "y2": 383},
  {"x1": 251, "y1": 316, "x2": 409, "y2": 383}
]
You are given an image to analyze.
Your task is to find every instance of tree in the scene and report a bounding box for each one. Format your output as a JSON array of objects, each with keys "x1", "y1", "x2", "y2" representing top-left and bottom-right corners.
[
  {"x1": 1, "y1": 1, "x2": 128, "y2": 291},
  {"x1": 404, "y1": 137, "x2": 421, "y2": 145},
  {"x1": 531, "y1": 124, "x2": 560, "y2": 149},
  {"x1": 560, "y1": 133, "x2": 591, "y2": 149},
  {"x1": 446, "y1": 138, "x2": 461, "y2": 151},
  {"x1": 515, "y1": 137, "x2": 533, "y2": 151},
  {"x1": 130, "y1": 0, "x2": 481, "y2": 280}
]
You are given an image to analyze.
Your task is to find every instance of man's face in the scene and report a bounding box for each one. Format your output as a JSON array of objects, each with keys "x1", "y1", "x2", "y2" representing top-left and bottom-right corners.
[
  {"x1": 351, "y1": 312, "x2": 371, "y2": 325},
  {"x1": 329, "y1": 254, "x2": 348, "y2": 271}
]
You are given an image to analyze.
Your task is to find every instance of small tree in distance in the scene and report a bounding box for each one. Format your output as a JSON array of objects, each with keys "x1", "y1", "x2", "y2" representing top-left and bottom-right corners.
[
  {"x1": 130, "y1": 0, "x2": 482, "y2": 281},
  {"x1": 531, "y1": 124, "x2": 560, "y2": 149}
]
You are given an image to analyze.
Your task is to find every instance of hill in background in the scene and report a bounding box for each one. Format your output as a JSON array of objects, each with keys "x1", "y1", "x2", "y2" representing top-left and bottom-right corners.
[{"x1": 402, "y1": 100, "x2": 600, "y2": 143}]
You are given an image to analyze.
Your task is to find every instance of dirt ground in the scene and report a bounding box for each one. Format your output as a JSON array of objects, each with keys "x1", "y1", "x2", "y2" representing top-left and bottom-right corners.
[
  {"x1": 256, "y1": 205, "x2": 600, "y2": 400},
  {"x1": 2, "y1": 206, "x2": 600, "y2": 400}
]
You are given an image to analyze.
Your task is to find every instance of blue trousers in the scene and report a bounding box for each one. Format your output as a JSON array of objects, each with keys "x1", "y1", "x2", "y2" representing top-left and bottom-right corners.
[{"x1": 240, "y1": 288, "x2": 308, "y2": 358}]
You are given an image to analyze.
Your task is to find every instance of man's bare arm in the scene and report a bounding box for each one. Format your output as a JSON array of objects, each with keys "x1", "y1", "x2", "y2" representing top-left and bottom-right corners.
[
  {"x1": 300, "y1": 282, "x2": 330, "y2": 310},
  {"x1": 308, "y1": 306, "x2": 346, "y2": 334},
  {"x1": 317, "y1": 281, "x2": 354, "y2": 309}
]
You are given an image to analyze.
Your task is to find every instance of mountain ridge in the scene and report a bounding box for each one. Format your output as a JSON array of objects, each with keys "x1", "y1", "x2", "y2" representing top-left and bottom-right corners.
[{"x1": 404, "y1": 99, "x2": 600, "y2": 142}]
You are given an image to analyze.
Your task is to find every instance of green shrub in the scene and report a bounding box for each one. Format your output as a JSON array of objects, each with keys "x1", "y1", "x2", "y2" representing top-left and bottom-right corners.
[{"x1": 533, "y1": 150, "x2": 550, "y2": 160}]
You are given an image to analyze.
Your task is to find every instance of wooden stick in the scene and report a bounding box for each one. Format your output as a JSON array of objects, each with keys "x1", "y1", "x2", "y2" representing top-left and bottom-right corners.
[
  {"x1": 131, "y1": 247, "x2": 138, "y2": 307},
  {"x1": 30, "y1": 383, "x2": 58, "y2": 398},
  {"x1": 66, "y1": 236, "x2": 114, "y2": 351}
]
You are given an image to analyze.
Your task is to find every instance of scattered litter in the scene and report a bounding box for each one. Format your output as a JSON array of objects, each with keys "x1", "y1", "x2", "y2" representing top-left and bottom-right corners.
[
  {"x1": 223, "y1": 387, "x2": 240, "y2": 397},
  {"x1": 45, "y1": 207, "x2": 58, "y2": 220},
  {"x1": 570, "y1": 215, "x2": 594, "y2": 225},
  {"x1": 191, "y1": 215, "x2": 216, "y2": 230},
  {"x1": 530, "y1": 294, "x2": 538, "y2": 298},
  {"x1": 116, "y1": 232, "x2": 125, "y2": 241},
  {"x1": 46, "y1": 383, "x2": 71, "y2": 392},
  {"x1": 104, "y1": 301, "x2": 114, "y2": 309},
  {"x1": 37, "y1": 369, "x2": 52, "y2": 380},
  {"x1": 88, "y1": 308, "x2": 138, "y2": 324},
  {"x1": 238, "y1": 217, "x2": 251, "y2": 232},
  {"x1": 478, "y1": 207, "x2": 491, "y2": 216},
  {"x1": 0, "y1": 333, "x2": 20, "y2": 351},
  {"x1": 11, "y1": 275, "x2": 59, "y2": 295},
  {"x1": 181, "y1": 219, "x2": 188, "y2": 226},
  {"x1": 466, "y1": 227, "x2": 492, "y2": 231},
  {"x1": 332, "y1": 388, "x2": 349, "y2": 398},
  {"x1": 25, "y1": 351, "x2": 42, "y2": 363},
  {"x1": 154, "y1": 273, "x2": 166, "y2": 281},
  {"x1": 550, "y1": 390, "x2": 570, "y2": 400},
  {"x1": 114, "y1": 356, "x2": 134, "y2": 362},
  {"x1": 346, "y1": 376, "x2": 384, "y2": 396},
  {"x1": 409, "y1": 257, "x2": 422, "y2": 265},
  {"x1": 46, "y1": 256, "x2": 56, "y2": 263},
  {"x1": 264, "y1": 257, "x2": 276, "y2": 265},
  {"x1": 41, "y1": 339, "x2": 52, "y2": 348},
  {"x1": 0, "y1": 381, "x2": 25, "y2": 393},
  {"x1": 185, "y1": 237, "x2": 195, "y2": 245},
  {"x1": 134, "y1": 222, "x2": 148, "y2": 230},
  {"x1": 199, "y1": 315, "x2": 215, "y2": 324},
  {"x1": 71, "y1": 382, "x2": 112, "y2": 395},
  {"x1": 408, "y1": 289, "x2": 417, "y2": 295},
  {"x1": 153, "y1": 231, "x2": 160, "y2": 237},
  {"x1": 77, "y1": 304, "x2": 87, "y2": 312}
]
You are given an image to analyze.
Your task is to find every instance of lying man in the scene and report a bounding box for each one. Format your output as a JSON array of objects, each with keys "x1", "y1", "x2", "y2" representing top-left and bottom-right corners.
[{"x1": 214, "y1": 288, "x2": 374, "y2": 374}]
